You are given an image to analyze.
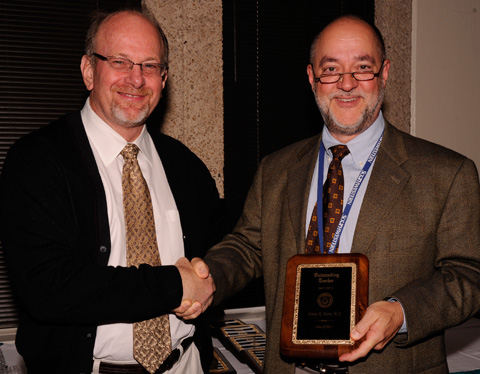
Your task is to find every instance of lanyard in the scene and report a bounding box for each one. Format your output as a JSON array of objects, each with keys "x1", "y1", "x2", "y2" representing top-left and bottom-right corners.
[{"x1": 316, "y1": 133, "x2": 383, "y2": 254}]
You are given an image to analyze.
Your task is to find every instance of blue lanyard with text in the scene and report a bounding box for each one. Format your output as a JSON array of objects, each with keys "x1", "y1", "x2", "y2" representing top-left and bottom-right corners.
[{"x1": 317, "y1": 132, "x2": 383, "y2": 254}]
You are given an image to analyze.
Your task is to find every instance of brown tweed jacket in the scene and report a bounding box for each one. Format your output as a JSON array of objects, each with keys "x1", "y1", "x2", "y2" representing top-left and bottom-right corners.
[{"x1": 205, "y1": 121, "x2": 480, "y2": 374}]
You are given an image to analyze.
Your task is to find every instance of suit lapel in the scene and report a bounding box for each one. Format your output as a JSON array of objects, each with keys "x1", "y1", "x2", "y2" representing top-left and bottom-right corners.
[
  {"x1": 286, "y1": 135, "x2": 321, "y2": 254},
  {"x1": 352, "y1": 122, "x2": 411, "y2": 254}
]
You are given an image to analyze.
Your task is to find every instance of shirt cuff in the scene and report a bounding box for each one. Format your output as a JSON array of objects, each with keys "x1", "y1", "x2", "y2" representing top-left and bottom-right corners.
[{"x1": 388, "y1": 298, "x2": 407, "y2": 333}]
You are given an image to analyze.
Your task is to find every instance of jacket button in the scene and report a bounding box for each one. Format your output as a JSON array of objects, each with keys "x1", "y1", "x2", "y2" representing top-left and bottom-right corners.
[
  {"x1": 86, "y1": 333, "x2": 92, "y2": 338},
  {"x1": 99, "y1": 246, "x2": 107, "y2": 253}
]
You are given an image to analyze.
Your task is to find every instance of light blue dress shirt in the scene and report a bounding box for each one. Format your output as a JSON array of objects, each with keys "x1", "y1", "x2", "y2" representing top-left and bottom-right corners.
[
  {"x1": 305, "y1": 112, "x2": 385, "y2": 252},
  {"x1": 305, "y1": 111, "x2": 407, "y2": 333}
]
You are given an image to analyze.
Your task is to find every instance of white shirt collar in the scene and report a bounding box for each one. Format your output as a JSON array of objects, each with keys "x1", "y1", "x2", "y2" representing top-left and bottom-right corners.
[
  {"x1": 322, "y1": 111, "x2": 385, "y2": 166},
  {"x1": 80, "y1": 97, "x2": 154, "y2": 167}
]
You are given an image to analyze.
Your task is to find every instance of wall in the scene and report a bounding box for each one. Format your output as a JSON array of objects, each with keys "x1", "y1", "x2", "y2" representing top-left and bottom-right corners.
[
  {"x1": 375, "y1": 0, "x2": 413, "y2": 133},
  {"x1": 143, "y1": 0, "x2": 225, "y2": 195},
  {"x1": 413, "y1": 0, "x2": 480, "y2": 170}
]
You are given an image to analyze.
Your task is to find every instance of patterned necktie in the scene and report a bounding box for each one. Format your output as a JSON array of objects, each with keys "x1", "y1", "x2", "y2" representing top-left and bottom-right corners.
[
  {"x1": 121, "y1": 143, "x2": 172, "y2": 374},
  {"x1": 305, "y1": 201, "x2": 320, "y2": 254},
  {"x1": 305, "y1": 145, "x2": 350, "y2": 254}
]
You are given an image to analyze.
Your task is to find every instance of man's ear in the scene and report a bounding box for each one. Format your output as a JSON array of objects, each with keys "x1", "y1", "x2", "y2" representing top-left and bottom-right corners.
[
  {"x1": 80, "y1": 55, "x2": 94, "y2": 91},
  {"x1": 306, "y1": 64, "x2": 316, "y2": 91},
  {"x1": 161, "y1": 70, "x2": 168, "y2": 89},
  {"x1": 381, "y1": 59, "x2": 391, "y2": 87}
]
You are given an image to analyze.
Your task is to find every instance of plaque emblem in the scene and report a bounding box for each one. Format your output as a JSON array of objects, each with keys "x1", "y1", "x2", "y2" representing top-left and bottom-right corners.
[{"x1": 317, "y1": 293, "x2": 333, "y2": 308}]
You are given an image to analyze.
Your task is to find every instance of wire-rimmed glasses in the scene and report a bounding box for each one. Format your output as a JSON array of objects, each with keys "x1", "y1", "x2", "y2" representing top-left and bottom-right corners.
[
  {"x1": 93, "y1": 53, "x2": 168, "y2": 77},
  {"x1": 312, "y1": 60, "x2": 385, "y2": 84}
]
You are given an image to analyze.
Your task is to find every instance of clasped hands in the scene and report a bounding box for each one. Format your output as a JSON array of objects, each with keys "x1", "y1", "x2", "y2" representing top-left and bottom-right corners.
[{"x1": 172, "y1": 257, "x2": 214, "y2": 320}]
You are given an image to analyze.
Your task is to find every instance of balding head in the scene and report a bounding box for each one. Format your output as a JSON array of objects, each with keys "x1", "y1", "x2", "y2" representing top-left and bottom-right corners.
[
  {"x1": 85, "y1": 9, "x2": 169, "y2": 67},
  {"x1": 310, "y1": 15, "x2": 386, "y2": 67}
]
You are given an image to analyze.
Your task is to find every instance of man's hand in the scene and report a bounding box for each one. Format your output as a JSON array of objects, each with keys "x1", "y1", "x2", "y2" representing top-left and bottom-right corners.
[
  {"x1": 339, "y1": 300, "x2": 404, "y2": 362},
  {"x1": 172, "y1": 257, "x2": 215, "y2": 320}
]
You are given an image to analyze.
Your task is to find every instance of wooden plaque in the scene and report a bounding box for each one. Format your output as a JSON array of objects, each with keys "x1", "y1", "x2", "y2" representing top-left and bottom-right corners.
[{"x1": 280, "y1": 254, "x2": 368, "y2": 359}]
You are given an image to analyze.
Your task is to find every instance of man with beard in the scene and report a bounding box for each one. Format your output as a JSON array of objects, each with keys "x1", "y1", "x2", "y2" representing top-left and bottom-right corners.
[
  {"x1": 203, "y1": 14, "x2": 480, "y2": 374},
  {"x1": 0, "y1": 8, "x2": 223, "y2": 374}
]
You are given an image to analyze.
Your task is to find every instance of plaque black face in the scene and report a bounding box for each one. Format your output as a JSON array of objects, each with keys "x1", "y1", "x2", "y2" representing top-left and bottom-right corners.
[
  {"x1": 294, "y1": 264, "x2": 355, "y2": 344},
  {"x1": 281, "y1": 254, "x2": 368, "y2": 359}
]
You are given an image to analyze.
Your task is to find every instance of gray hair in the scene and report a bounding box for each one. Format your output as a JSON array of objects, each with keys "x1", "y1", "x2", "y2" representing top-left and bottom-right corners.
[{"x1": 84, "y1": 7, "x2": 169, "y2": 67}]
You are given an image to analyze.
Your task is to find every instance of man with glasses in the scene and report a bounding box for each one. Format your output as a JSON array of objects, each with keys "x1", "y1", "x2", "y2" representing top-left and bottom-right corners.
[
  {"x1": 203, "y1": 14, "x2": 480, "y2": 373},
  {"x1": 0, "y1": 8, "x2": 223, "y2": 374}
]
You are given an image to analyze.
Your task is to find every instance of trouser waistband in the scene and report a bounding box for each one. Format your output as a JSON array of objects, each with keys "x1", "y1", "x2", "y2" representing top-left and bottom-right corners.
[{"x1": 95, "y1": 336, "x2": 194, "y2": 374}]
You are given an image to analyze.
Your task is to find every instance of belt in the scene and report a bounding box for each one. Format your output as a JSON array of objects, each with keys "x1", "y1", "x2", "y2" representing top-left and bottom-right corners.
[
  {"x1": 97, "y1": 336, "x2": 195, "y2": 374},
  {"x1": 318, "y1": 363, "x2": 349, "y2": 374},
  {"x1": 299, "y1": 363, "x2": 349, "y2": 374}
]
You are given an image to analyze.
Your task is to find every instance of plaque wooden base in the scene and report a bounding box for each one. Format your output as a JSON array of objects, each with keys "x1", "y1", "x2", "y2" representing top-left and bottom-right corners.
[{"x1": 280, "y1": 254, "x2": 368, "y2": 360}]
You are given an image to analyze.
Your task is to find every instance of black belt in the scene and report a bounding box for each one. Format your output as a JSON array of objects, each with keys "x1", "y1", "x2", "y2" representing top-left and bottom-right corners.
[
  {"x1": 299, "y1": 363, "x2": 349, "y2": 374},
  {"x1": 97, "y1": 336, "x2": 195, "y2": 374}
]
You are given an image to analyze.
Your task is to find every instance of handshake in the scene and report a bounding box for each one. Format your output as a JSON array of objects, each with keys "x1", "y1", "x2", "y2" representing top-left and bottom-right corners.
[{"x1": 173, "y1": 257, "x2": 215, "y2": 320}]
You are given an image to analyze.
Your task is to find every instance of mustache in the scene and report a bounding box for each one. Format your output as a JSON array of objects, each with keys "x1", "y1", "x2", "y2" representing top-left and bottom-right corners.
[
  {"x1": 112, "y1": 85, "x2": 152, "y2": 96},
  {"x1": 328, "y1": 91, "x2": 365, "y2": 100}
]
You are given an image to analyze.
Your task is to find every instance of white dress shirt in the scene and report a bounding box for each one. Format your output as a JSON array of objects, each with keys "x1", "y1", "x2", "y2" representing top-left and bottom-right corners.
[{"x1": 81, "y1": 98, "x2": 194, "y2": 363}]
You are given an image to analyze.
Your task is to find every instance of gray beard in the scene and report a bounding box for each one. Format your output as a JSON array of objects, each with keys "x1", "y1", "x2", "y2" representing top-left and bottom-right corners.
[
  {"x1": 314, "y1": 83, "x2": 385, "y2": 136},
  {"x1": 111, "y1": 102, "x2": 150, "y2": 128}
]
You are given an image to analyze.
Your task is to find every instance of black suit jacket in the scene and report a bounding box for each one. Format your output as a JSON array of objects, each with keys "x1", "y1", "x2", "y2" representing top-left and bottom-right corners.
[{"x1": 0, "y1": 112, "x2": 225, "y2": 373}]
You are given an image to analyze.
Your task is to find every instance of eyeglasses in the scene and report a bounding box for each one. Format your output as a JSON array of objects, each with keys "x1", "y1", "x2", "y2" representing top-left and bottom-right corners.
[
  {"x1": 92, "y1": 53, "x2": 168, "y2": 77},
  {"x1": 312, "y1": 60, "x2": 385, "y2": 84}
]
